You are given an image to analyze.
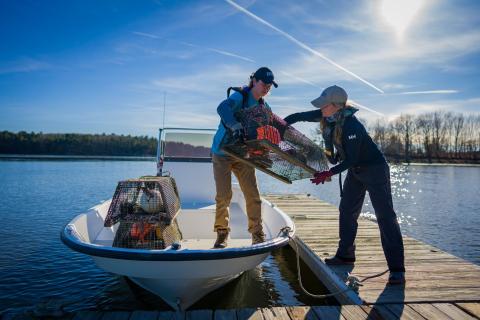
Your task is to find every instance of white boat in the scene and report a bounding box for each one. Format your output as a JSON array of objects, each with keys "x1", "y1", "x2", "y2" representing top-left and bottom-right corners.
[{"x1": 61, "y1": 128, "x2": 295, "y2": 310}]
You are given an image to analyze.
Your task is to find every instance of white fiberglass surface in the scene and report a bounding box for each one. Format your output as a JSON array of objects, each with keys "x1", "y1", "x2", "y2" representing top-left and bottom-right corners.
[{"x1": 86, "y1": 187, "x2": 293, "y2": 249}]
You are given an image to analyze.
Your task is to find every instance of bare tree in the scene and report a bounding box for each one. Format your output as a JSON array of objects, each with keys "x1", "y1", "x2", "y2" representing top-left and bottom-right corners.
[
  {"x1": 452, "y1": 113, "x2": 464, "y2": 157},
  {"x1": 371, "y1": 118, "x2": 388, "y2": 152}
]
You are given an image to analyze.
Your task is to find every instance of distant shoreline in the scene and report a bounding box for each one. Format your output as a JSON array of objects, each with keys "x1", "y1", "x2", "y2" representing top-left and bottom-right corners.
[
  {"x1": 1, "y1": 154, "x2": 479, "y2": 167},
  {"x1": 402, "y1": 162, "x2": 480, "y2": 167},
  {"x1": 0, "y1": 154, "x2": 155, "y2": 161}
]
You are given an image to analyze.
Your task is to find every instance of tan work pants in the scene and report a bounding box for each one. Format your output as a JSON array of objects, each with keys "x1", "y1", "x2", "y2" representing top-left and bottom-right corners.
[{"x1": 212, "y1": 154, "x2": 262, "y2": 234}]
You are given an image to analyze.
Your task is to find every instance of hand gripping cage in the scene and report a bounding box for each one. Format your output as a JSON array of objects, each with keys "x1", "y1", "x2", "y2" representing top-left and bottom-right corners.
[
  {"x1": 222, "y1": 107, "x2": 329, "y2": 184},
  {"x1": 104, "y1": 176, "x2": 182, "y2": 249}
]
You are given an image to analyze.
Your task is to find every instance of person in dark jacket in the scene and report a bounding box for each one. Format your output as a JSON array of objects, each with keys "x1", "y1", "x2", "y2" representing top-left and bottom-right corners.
[{"x1": 284, "y1": 85, "x2": 406, "y2": 285}]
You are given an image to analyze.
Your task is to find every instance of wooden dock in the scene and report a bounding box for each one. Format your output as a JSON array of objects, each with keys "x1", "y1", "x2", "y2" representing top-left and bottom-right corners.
[
  {"x1": 68, "y1": 303, "x2": 480, "y2": 319},
  {"x1": 262, "y1": 194, "x2": 480, "y2": 306}
]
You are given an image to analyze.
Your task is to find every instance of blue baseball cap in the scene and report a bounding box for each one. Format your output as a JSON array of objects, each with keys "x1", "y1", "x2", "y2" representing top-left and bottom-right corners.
[{"x1": 252, "y1": 67, "x2": 278, "y2": 88}]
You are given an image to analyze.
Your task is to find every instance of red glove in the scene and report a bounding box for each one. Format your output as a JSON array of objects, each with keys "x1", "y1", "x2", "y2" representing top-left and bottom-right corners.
[{"x1": 310, "y1": 170, "x2": 333, "y2": 185}]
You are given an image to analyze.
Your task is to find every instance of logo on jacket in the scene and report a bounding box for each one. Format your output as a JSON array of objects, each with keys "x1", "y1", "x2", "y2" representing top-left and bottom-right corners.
[{"x1": 348, "y1": 134, "x2": 356, "y2": 140}]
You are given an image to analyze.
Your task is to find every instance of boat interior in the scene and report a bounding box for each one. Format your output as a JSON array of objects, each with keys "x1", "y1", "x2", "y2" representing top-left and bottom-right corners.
[
  {"x1": 66, "y1": 128, "x2": 292, "y2": 251},
  {"x1": 68, "y1": 194, "x2": 282, "y2": 251}
]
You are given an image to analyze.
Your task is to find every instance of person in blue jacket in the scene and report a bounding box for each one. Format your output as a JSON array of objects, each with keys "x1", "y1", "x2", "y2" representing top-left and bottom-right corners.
[
  {"x1": 211, "y1": 67, "x2": 278, "y2": 249},
  {"x1": 284, "y1": 85, "x2": 406, "y2": 285}
]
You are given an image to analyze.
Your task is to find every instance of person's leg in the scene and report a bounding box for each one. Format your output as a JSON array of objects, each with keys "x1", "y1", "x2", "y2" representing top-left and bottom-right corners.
[
  {"x1": 365, "y1": 164, "x2": 405, "y2": 273},
  {"x1": 212, "y1": 154, "x2": 233, "y2": 232},
  {"x1": 335, "y1": 168, "x2": 367, "y2": 261},
  {"x1": 231, "y1": 160, "x2": 263, "y2": 236}
]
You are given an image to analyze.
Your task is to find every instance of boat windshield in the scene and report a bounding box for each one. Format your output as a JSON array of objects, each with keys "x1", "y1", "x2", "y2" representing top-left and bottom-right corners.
[{"x1": 158, "y1": 128, "x2": 216, "y2": 161}]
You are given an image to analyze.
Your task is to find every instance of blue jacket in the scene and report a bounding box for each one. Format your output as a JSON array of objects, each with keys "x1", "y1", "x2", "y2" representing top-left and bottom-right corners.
[{"x1": 212, "y1": 89, "x2": 272, "y2": 156}]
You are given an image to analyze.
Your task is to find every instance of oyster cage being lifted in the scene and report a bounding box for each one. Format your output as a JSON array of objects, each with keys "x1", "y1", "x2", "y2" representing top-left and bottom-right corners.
[
  {"x1": 222, "y1": 110, "x2": 329, "y2": 184},
  {"x1": 104, "y1": 176, "x2": 182, "y2": 249}
]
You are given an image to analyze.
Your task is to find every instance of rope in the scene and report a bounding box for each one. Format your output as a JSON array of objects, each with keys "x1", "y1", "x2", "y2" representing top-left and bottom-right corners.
[{"x1": 277, "y1": 227, "x2": 388, "y2": 299}]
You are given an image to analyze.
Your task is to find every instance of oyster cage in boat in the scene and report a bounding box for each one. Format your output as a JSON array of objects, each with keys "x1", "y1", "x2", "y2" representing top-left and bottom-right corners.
[
  {"x1": 223, "y1": 110, "x2": 328, "y2": 184},
  {"x1": 112, "y1": 220, "x2": 183, "y2": 250},
  {"x1": 104, "y1": 176, "x2": 181, "y2": 227},
  {"x1": 104, "y1": 176, "x2": 182, "y2": 249}
]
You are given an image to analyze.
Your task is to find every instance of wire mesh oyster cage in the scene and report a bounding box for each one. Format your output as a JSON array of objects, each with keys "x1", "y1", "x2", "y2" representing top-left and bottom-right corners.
[
  {"x1": 223, "y1": 109, "x2": 328, "y2": 184},
  {"x1": 112, "y1": 220, "x2": 183, "y2": 250},
  {"x1": 104, "y1": 176, "x2": 182, "y2": 249}
]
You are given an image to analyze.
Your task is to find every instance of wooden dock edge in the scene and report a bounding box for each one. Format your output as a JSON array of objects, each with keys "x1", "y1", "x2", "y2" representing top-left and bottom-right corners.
[{"x1": 290, "y1": 237, "x2": 363, "y2": 305}]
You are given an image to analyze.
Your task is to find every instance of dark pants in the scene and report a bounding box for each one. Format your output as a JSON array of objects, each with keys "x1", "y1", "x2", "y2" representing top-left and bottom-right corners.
[{"x1": 337, "y1": 163, "x2": 405, "y2": 272}]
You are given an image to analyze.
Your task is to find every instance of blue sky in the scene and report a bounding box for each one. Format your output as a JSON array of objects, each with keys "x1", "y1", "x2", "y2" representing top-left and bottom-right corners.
[{"x1": 1, "y1": 0, "x2": 479, "y2": 137}]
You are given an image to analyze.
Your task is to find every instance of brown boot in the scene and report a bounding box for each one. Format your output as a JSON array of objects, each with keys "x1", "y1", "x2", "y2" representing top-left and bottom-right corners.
[
  {"x1": 251, "y1": 231, "x2": 265, "y2": 245},
  {"x1": 214, "y1": 229, "x2": 229, "y2": 249}
]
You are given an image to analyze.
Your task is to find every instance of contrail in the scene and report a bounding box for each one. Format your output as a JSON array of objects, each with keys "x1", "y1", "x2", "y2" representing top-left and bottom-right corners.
[
  {"x1": 133, "y1": 31, "x2": 255, "y2": 63},
  {"x1": 280, "y1": 71, "x2": 323, "y2": 88},
  {"x1": 394, "y1": 90, "x2": 458, "y2": 95},
  {"x1": 225, "y1": 0, "x2": 385, "y2": 94},
  {"x1": 177, "y1": 40, "x2": 255, "y2": 63},
  {"x1": 280, "y1": 71, "x2": 384, "y2": 116},
  {"x1": 349, "y1": 99, "x2": 385, "y2": 117},
  {"x1": 132, "y1": 31, "x2": 160, "y2": 39}
]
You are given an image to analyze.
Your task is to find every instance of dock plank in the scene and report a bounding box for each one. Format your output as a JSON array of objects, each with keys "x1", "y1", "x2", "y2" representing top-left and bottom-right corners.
[
  {"x1": 408, "y1": 304, "x2": 450, "y2": 320},
  {"x1": 312, "y1": 306, "x2": 345, "y2": 319},
  {"x1": 433, "y1": 303, "x2": 476, "y2": 320},
  {"x1": 65, "y1": 304, "x2": 480, "y2": 320},
  {"x1": 338, "y1": 305, "x2": 369, "y2": 320},
  {"x1": 236, "y1": 308, "x2": 264, "y2": 320},
  {"x1": 456, "y1": 302, "x2": 480, "y2": 318},
  {"x1": 286, "y1": 306, "x2": 319, "y2": 320},
  {"x1": 384, "y1": 304, "x2": 426, "y2": 320}
]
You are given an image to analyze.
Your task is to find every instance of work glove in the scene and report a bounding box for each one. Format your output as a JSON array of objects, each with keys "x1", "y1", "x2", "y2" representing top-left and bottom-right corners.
[
  {"x1": 231, "y1": 123, "x2": 245, "y2": 143},
  {"x1": 310, "y1": 170, "x2": 333, "y2": 185}
]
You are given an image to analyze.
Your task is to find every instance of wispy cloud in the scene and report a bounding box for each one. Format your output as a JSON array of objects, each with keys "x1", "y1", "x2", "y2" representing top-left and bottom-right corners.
[
  {"x1": 0, "y1": 57, "x2": 51, "y2": 74},
  {"x1": 280, "y1": 70, "x2": 322, "y2": 88},
  {"x1": 132, "y1": 31, "x2": 255, "y2": 63},
  {"x1": 391, "y1": 97, "x2": 480, "y2": 118},
  {"x1": 225, "y1": 0, "x2": 385, "y2": 94},
  {"x1": 392, "y1": 90, "x2": 459, "y2": 95},
  {"x1": 279, "y1": 69, "x2": 385, "y2": 116},
  {"x1": 132, "y1": 31, "x2": 160, "y2": 39},
  {"x1": 349, "y1": 99, "x2": 385, "y2": 117},
  {"x1": 176, "y1": 40, "x2": 255, "y2": 63}
]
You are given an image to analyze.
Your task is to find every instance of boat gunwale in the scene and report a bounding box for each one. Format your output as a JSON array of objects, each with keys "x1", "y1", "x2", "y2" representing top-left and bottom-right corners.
[{"x1": 60, "y1": 224, "x2": 293, "y2": 261}]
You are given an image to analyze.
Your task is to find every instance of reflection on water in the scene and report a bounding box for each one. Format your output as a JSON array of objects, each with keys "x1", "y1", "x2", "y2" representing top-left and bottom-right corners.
[{"x1": 192, "y1": 247, "x2": 336, "y2": 309}]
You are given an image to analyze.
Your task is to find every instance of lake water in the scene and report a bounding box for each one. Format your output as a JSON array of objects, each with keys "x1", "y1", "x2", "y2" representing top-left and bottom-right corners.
[{"x1": 1, "y1": 160, "x2": 479, "y2": 315}]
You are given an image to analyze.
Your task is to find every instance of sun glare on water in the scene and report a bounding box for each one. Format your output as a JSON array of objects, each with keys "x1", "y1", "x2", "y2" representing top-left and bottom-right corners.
[{"x1": 380, "y1": 0, "x2": 426, "y2": 39}]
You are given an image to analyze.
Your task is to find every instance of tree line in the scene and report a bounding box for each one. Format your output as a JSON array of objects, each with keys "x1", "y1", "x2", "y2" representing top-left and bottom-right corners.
[
  {"x1": 0, "y1": 131, "x2": 158, "y2": 156},
  {"x1": 364, "y1": 111, "x2": 479, "y2": 163},
  {"x1": 313, "y1": 111, "x2": 479, "y2": 163},
  {"x1": 2, "y1": 111, "x2": 479, "y2": 163}
]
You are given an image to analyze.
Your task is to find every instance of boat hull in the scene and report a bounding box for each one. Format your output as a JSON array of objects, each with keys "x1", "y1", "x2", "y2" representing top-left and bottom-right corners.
[{"x1": 93, "y1": 253, "x2": 268, "y2": 309}]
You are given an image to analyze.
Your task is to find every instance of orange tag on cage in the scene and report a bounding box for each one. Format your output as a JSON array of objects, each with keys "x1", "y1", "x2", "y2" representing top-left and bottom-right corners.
[{"x1": 257, "y1": 125, "x2": 281, "y2": 145}]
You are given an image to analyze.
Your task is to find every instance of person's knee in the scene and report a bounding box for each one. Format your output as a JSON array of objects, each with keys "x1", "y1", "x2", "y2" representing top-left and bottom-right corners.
[{"x1": 216, "y1": 191, "x2": 233, "y2": 204}]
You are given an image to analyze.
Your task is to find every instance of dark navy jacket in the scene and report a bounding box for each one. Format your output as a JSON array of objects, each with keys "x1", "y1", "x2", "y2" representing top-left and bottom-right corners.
[{"x1": 284, "y1": 110, "x2": 386, "y2": 175}]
